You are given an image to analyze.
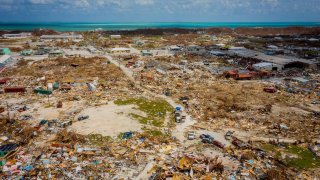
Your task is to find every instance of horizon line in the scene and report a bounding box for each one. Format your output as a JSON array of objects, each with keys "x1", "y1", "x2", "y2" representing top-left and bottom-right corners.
[{"x1": 0, "y1": 21, "x2": 320, "y2": 24}]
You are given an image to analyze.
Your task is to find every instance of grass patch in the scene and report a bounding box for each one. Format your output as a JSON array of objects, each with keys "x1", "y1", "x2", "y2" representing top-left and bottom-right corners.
[
  {"x1": 261, "y1": 143, "x2": 277, "y2": 152},
  {"x1": 88, "y1": 134, "x2": 112, "y2": 145},
  {"x1": 130, "y1": 113, "x2": 149, "y2": 125},
  {"x1": 44, "y1": 103, "x2": 54, "y2": 108},
  {"x1": 284, "y1": 145, "x2": 320, "y2": 169},
  {"x1": 146, "y1": 130, "x2": 163, "y2": 137},
  {"x1": 260, "y1": 143, "x2": 320, "y2": 169},
  {"x1": 115, "y1": 98, "x2": 173, "y2": 127}
]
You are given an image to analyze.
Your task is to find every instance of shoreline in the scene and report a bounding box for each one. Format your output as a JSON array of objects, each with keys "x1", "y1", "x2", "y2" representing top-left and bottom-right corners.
[
  {"x1": 1, "y1": 26, "x2": 320, "y2": 36},
  {"x1": 0, "y1": 22, "x2": 319, "y2": 32}
]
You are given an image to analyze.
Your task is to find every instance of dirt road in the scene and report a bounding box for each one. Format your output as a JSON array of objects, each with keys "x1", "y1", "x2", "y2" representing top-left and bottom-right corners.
[{"x1": 104, "y1": 53, "x2": 196, "y2": 143}]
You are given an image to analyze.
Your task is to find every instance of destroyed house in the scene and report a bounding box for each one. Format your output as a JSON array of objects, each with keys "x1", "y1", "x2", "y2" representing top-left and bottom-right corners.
[
  {"x1": 0, "y1": 48, "x2": 11, "y2": 55},
  {"x1": 0, "y1": 77, "x2": 10, "y2": 84},
  {"x1": 186, "y1": 45, "x2": 206, "y2": 55},
  {"x1": 2, "y1": 33, "x2": 31, "y2": 39},
  {"x1": 225, "y1": 70, "x2": 253, "y2": 80},
  {"x1": 49, "y1": 49, "x2": 64, "y2": 57},
  {"x1": 4, "y1": 87, "x2": 26, "y2": 93},
  {"x1": 34, "y1": 87, "x2": 52, "y2": 95},
  {"x1": 0, "y1": 144, "x2": 19, "y2": 157},
  {"x1": 110, "y1": 35, "x2": 121, "y2": 39},
  {"x1": 209, "y1": 51, "x2": 226, "y2": 57},
  {"x1": 0, "y1": 55, "x2": 12, "y2": 67},
  {"x1": 40, "y1": 34, "x2": 83, "y2": 40},
  {"x1": 141, "y1": 50, "x2": 153, "y2": 56},
  {"x1": 60, "y1": 78, "x2": 95, "y2": 86},
  {"x1": 169, "y1": 45, "x2": 183, "y2": 52},
  {"x1": 145, "y1": 60, "x2": 159, "y2": 69},
  {"x1": 156, "y1": 66, "x2": 168, "y2": 75},
  {"x1": 253, "y1": 62, "x2": 276, "y2": 71},
  {"x1": 134, "y1": 39, "x2": 145, "y2": 46},
  {"x1": 87, "y1": 46, "x2": 103, "y2": 54},
  {"x1": 228, "y1": 48, "x2": 318, "y2": 71},
  {"x1": 110, "y1": 48, "x2": 131, "y2": 54},
  {"x1": 21, "y1": 49, "x2": 33, "y2": 56}
]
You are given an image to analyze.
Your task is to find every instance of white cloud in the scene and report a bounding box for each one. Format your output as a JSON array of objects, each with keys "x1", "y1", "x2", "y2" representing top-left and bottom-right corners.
[
  {"x1": 29, "y1": 0, "x2": 54, "y2": 4},
  {"x1": 164, "y1": 5, "x2": 174, "y2": 14},
  {"x1": 1, "y1": 0, "x2": 319, "y2": 18},
  {"x1": 0, "y1": 0, "x2": 15, "y2": 10},
  {"x1": 263, "y1": 0, "x2": 279, "y2": 7},
  {"x1": 74, "y1": 0, "x2": 90, "y2": 7},
  {"x1": 96, "y1": 0, "x2": 154, "y2": 7},
  {"x1": 135, "y1": 0, "x2": 154, "y2": 5}
]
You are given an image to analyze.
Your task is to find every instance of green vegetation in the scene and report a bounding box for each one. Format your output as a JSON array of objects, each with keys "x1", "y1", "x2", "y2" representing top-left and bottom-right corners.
[
  {"x1": 117, "y1": 132, "x2": 124, "y2": 139},
  {"x1": 145, "y1": 129, "x2": 163, "y2": 137},
  {"x1": 284, "y1": 145, "x2": 320, "y2": 169},
  {"x1": 261, "y1": 143, "x2": 277, "y2": 152},
  {"x1": 260, "y1": 143, "x2": 320, "y2": 169},
  {"x1": 148, "y1": 36, "x2": 162, "y2": 41},
  {"x1": 114, "y1": 98, "x2": 174, "y2": 127},
  {"x1": 304, "y1": 50, "x2": 318, "y2": 56},
  {"x1": 44, "y1": 103, "x2": 54, "y2": 108},
  {"x1": 88, "y1": 134, "x2": 112, "y2": 145}
]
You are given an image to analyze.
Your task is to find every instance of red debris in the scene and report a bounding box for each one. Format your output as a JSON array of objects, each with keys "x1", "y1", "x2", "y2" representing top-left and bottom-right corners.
[
  {"x1": 4, "y1": 87, "x2": 26, "y2": 93},
  {"x1": 263, "y1": 87, "x2": 277, "y2": 93}
]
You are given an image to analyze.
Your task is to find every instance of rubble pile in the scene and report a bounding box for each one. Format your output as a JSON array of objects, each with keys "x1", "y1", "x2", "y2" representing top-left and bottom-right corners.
[{"x1": 0, "y1": 29, "x2": 320, "y2": 179}]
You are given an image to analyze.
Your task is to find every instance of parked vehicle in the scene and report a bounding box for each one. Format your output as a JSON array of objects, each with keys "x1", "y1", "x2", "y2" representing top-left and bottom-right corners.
[
  {"x1": 175, "y1": 115, "x2": 181, "y2": 123},
  {"x1": 187, "y1": 131, "x2": 196, "y2": 140},
  {"x1": 311, "y1": 100, "x2": 320, "y2": 104},
  {"x1": 179, "y1": 96, "x2": 189, "y2": 104},
  {"x1": 175, "y1": 106, "x2": 182, "y2": 112},
  {"x1": 174, "y1": 107, "x2": 182, "y2": 123},
  {"x1": 20, "y1": 115, "x2": 32, "y2": 121},
  {"x1": 232, "y1": 138, "x2": 249, "y2": 148},
  {"x1": 174, "y1": 111, "x2": 181, "y2": 117},
  {"x1": 200, "y1": 134, "x2": 214, "y2": 143},
  {"x1": 224, "y1": 131, "x2": 234, "y2": 140},
  {"x1": 200, "y1": 134, "x2": 213, "y2": 139},
  {"x1": 181, "y1": 113, "x2": 186, "y2": 122},
  {"x1": 212, "y1": 140, "x2": 225, "y2": 149},
  {"x1": 203, "y1": 60, "x2": 210, "y2": 66},
  {"x1": 59, "y1": 121, "x2": 72, "y2": 128},
  {"x1": 201, "y1": 138, "x2": 213, "y2": 144},
  {"x1": 78, "y1": 115, "x2": 89, "y2": 121}
]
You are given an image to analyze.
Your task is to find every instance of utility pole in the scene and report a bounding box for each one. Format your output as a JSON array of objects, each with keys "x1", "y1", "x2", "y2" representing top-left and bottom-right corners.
[
  {"x1": 6, "y1": 101, "x2": 10, "y2": 121},
  {"x1": 47, "y1": 83, "x2": 51, "y2": 106}
]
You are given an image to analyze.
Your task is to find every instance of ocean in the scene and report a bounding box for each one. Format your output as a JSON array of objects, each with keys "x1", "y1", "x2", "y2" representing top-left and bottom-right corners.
[{"x1": 0, "y1": 22, "x2": 319, "y2": 32}]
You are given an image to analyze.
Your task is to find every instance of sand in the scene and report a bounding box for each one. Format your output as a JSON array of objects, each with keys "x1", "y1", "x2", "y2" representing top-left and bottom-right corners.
[{"x1": 71, "y1": 102, "x2": 144, "y2": 137}]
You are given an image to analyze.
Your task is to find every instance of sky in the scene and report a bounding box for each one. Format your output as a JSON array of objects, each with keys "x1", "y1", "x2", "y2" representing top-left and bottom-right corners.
[{"x1": 0, "y1": 0, "x2": 319, "y2": 22}]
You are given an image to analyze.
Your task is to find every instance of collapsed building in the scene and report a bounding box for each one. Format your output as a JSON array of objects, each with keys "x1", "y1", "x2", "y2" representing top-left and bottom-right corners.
[
  {"x1": 40, "y1": 33, "x2": 83, "y2": 41},
  {"x1": 228, "y1": 48, "x2": 319, "y2": 71}
]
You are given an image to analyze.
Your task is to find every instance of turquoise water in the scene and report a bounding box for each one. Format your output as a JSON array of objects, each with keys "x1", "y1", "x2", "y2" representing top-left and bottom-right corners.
[{"x1": 0, "y1": 22, "x2": 319, "y2": 31}]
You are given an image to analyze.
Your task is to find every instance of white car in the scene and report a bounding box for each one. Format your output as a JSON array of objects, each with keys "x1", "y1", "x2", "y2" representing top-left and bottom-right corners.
[{"x1": 187, "y1": 131, "x2": 196, "y2": 140}]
